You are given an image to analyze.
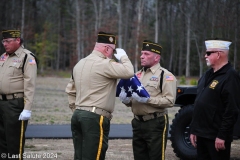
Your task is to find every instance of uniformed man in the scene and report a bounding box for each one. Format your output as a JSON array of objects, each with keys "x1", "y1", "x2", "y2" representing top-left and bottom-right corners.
[
  {"x1": 65, "y1": 31, "x2": 134, "y2": 160},
  {"x1": 0, "y1": 30, "x2": 37, "y2": 158},
  {"x1": 190, "y1": 38, "x2": 240, "y2": 160},
  {"x1": 119, "y1": 40, "x2": 177, "y2": 160}
]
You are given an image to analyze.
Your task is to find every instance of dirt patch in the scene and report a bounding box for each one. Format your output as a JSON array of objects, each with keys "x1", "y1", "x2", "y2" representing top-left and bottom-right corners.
[
  {"x1": 24, "y1": 77, "x2": 240, "y2": 160},
  {"x1": 24, "y1": 139, "x2": 179, "y2": 160},
  {"x1": 24, "y1": 138, "x2": 240, "y2": 160}
]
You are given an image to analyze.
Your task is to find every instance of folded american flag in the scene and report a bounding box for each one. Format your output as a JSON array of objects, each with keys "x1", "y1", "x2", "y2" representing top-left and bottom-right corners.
[{"x1": 116, "y1": 74, "x2": 150, "y2": 98}]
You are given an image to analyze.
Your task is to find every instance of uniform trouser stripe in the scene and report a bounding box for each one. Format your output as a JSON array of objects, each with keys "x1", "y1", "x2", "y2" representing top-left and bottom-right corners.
[
  {"x1": 19, "y1": 120, "x2": 24, "y2": 160},
  {"x1": 96, "y1": 116, "x2": 104, "y2": 160},
  {"x1": 161, "y1": 115, "x2": 167, "y2": 160}
]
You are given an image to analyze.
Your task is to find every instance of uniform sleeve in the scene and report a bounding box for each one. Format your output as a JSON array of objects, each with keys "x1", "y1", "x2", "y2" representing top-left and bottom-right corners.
[
  {"x1": 147, "y1": 73, "x2": 177, "y2": 108},
  {"x1": 217, "y1": 72, "x2": 240, "y2": 140},
  {"x1": 65, "y1": 76, "x2": 76, "y2": 110},
  {"x1": 103, "y1": 55, "x2": 134, "y2": 79},
  {"x1": 23, "y1": 54, "x2": 37, "y2": 110}
]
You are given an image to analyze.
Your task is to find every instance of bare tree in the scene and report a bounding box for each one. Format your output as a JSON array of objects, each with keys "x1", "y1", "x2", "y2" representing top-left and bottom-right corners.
[
  {"x1": 76, "y1": 0, "x2": 81, "y2": 60},
  {"x1": 123, "y1": 0, "x2": 131, "y2": 49},
  {"x1": 233, "y1": 2, "x2": 239, "y2": 69},
  {"x1": 179, "y1": 1, "x2": 194, "y2": 77},
  {"x1": 134, "y1": 0, "x2": 144, "y2": 71},
  {"x1": 1, "y1": 0, "x2": 240, "y2": 75},
  {"x1": 117, "y1": 0, "x2": 122, "y2": 48},
  {"x1": 155, "y1": 0, "x2": 159, "y2": 43},
  {"x1": 92, "y1": 0, "x2": 103, "y2": 33},
  {"x1": 21, "y1": 0, "x2": 25, "y2": 38}
]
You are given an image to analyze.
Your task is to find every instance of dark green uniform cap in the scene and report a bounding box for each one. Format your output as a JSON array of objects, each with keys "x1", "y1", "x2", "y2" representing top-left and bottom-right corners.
[
  {"x1": 142, "y1": 40, "x2": 162, "y2": 55},
  {"x1": 2, "y1": 30, "x2": 21, "y2": 39},
  {"x1": 97, "y1": 31, "x2": 116, "y2": 45}
]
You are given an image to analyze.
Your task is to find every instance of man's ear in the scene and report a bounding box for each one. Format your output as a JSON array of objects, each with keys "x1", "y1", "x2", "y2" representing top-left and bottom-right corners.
[
  {"x1": 16, "y1": 38, "x2": 21, "y2": 44},
  {"x1": 155, "y1": 55, "x2": 160, "y2": 61}
]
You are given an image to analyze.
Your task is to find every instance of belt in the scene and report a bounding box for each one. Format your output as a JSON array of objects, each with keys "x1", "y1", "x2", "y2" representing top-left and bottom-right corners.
[
  {"x1": 0, "y1": 93, "x2": 24, "y2": 101},
  {"x1": 76, "y1": 106, "x2": 112, "y2": 120},
  {"x1": 134, "y1": 112, "x2": 167, "y2": 122}
]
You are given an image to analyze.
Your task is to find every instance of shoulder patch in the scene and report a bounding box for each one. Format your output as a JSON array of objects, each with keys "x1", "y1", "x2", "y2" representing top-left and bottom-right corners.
[
  {"x1": 166, "y1": 75, "x2": 174, "y2": 81},
  {"x1": 29, "y1": 59, "x2": 36, "y2": 65}
]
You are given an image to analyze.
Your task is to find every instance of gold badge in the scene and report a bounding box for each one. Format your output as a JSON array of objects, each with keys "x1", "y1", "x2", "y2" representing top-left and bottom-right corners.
[
  {"x1": 109, "y1": 37, "x2": 113, "y2": 42},
  {"x1": 209, "y1": 80, "x2": 218, "y2": 89},
  {"x1": 10, "y1": 31, "x2": 20, "y2": 38}
]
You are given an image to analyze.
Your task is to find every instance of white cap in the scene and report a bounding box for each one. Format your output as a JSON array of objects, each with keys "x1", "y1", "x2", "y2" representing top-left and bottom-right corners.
[{"x1": 205, "y1": 40, "x2": 232, "y2": 50}]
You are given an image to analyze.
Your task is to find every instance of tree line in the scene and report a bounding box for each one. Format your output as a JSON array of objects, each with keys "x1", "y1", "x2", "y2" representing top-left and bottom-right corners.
[{"x1": 0, "y1": 0, "x2": 239, "y2": 77}]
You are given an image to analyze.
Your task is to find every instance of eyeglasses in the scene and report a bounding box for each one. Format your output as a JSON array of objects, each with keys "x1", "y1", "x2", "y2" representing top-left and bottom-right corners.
[
  {"x1": 2, "y1": 39, "x2": 16, "y2": 44},
  {"x1": 105, "y1": 45, "x2": 116, "y2": 53},
  {"x1": 206, "y1": 51, "x2": 218, "y2": 56}
]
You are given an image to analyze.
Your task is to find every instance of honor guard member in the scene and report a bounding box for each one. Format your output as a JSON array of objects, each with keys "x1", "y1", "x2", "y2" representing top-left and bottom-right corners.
[
  {"x1": 0, "y1": 30, "x2": 37, "y2": 158},
  {"x1": 65, "y1": 31, "x2": 134, "y2": 160},
  {"x1": 119, "y1": 40, "x2": 177, "y2": 160},
  {"x1": 190, "y1": 38, "x2": 240, "y2": 160}
]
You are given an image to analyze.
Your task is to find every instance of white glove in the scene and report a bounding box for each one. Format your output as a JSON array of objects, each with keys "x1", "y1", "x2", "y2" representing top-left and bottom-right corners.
[
  {"x1": 19, "y1": 110, "x2": 32, "y2": 120},
  {"x1": 114, "y1": 48, "x2": 128, "y2": 60},
  {"x1": 132, "y1": 92, "x2": 149, "y2": 103},
  {"x1": 119, "y1": 90, "x2": 131, "y2": 104}
]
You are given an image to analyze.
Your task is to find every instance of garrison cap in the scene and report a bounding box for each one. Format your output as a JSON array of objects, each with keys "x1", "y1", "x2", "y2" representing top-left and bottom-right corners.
[
  {"x1": 205, "y1": 38, "x2": 232, "y2": 50},
  {"x1": 97, "y1": 31, "x2": 116, "y2": 45},
  {"x1": 2, "y1": 30, "x2": 21, "y2": 39},
  {"x1": 142, "y1": 40, "x2": 162, "y2": 55}
]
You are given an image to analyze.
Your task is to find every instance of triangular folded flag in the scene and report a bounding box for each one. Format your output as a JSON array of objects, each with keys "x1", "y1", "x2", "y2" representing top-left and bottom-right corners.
[{"x1": 116, "y1": 74, "x2": 150, "y2": 98}]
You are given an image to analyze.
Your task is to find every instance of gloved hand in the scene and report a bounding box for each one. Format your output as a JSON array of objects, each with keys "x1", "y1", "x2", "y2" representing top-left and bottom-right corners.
[
  {"x1": 19, "y1": 110, "x2": 32, "y2": 120},
  {"x1": 132, "y1": 92, "x2": 149, "y2": 103},
  {"x1": 119, "y1": 90, "x2": 131, "y2": 104},
  {"x1": 114, "y1": 48, "x2": 128, "y2": 60}
]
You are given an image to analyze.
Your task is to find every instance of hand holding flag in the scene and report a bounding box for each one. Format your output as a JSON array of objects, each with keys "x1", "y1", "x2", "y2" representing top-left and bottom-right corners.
[
  {"x1": 132, "y1": 92, "x2": 149, "y2": 103},
  {"x1": 116, "y1": 75, "x2": 150, "y2": 99},
  {"x1": 119, "y1": 90, "x2": 131, "y2": 104}
]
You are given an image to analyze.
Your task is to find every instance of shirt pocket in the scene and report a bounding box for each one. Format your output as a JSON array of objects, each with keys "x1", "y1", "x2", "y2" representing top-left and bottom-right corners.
[
  {"x1": 145, "y1": 81, "x2": 159, "y2": 96},
  {"x1": 8, "y1": 62, "x2": 23, "y2": 76}
]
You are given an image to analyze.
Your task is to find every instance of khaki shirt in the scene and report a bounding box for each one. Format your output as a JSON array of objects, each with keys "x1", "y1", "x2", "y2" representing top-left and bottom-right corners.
[
  {"x1": 131, "y1": 63, "x2": 177, "y2": 115},
  {"x1": 65, "y1": 50, "x2": 134, "y2": 113},
  {"x1": 0, "y1": 46, "x2": 37, "y2": 110}
]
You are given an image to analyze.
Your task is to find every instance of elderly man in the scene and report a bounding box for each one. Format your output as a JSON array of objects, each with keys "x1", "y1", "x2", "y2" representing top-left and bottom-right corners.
[
  {"x1": 65, "y1": 31, "x2": 134, "y2": 160},
  {"x1": 190, "y1": 38, "x2": 240, "y2": 160}
]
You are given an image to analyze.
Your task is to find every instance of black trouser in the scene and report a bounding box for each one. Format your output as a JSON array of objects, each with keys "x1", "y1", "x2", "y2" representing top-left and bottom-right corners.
[
  {"x1": 196, "y1": 136, "x2": 231, "y2": 160},
  {"x1": 0, "y1": 98, "x2": 28, "y2": 160},
  {"x1": 71, "y1": 110, "x2": 110, "y2": 160},
  {"x1": 132, "y1": 114, "x2": 169, "y2": 160}
]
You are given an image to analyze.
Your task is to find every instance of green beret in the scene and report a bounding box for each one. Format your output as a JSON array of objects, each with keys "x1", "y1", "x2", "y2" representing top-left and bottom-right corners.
[
  {"x1": 97, "y1": 31, "x2": 116, "y2": 45},
  {"x1": 142, "y1": 40, "x2": 162, "y2": 55},
  {"x1": 2, "y1": 30, "x2": 21, "y2": 39}
]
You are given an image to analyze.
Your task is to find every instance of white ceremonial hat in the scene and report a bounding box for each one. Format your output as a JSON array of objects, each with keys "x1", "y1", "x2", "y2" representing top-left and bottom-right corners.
[{"x1": 205, "y1": 39, "x2": 232, "y2": 50}]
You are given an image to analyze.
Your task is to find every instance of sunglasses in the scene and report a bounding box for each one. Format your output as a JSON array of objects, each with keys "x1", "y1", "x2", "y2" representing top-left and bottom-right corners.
[{"x1": 206, "y1": 51, "x2": 218, "y2": 56}]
